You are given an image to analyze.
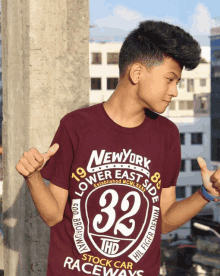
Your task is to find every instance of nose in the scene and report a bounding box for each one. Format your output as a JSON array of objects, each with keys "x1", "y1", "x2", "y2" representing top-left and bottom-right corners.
[{"x1": 168, "y1": 84, "x2": 178, "y2": 98}]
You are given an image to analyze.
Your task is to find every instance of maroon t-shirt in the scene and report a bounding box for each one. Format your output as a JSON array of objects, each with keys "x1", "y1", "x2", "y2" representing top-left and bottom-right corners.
[{"x1": 41, "y1": 103, "x2": 181, "y2": 276}]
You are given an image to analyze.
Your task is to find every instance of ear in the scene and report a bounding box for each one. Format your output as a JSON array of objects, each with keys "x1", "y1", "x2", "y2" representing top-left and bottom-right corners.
[{"x1": 129, "y1": 63, "x2": 142, "y2": 84}]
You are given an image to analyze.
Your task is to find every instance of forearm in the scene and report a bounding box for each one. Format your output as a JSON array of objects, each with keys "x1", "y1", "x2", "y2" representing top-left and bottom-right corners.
[
  {"x1": 25, "y1": 172, "x2": 62, "y2": 226},
  {"x1": 161, "y1": 189, "x2": 209, "y2": 234}
]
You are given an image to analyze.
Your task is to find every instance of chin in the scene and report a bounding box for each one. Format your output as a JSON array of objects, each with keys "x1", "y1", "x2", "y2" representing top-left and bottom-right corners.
[{"x1": 150, "y1": 108, "x2": 166, "y2": 114}]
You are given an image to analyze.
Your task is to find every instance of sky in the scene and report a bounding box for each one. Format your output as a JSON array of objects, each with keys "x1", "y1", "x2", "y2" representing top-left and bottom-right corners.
[{"x1": 90, "y1": 0, "x2": 220, "y2": 61}]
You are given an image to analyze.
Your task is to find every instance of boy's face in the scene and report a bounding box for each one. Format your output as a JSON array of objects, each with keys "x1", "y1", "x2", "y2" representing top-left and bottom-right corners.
[{"x1": 137, "y1": 56, "x2": 182, "y2": 114}]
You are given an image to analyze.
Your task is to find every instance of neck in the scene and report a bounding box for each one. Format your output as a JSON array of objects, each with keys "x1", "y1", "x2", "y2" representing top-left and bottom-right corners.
[{"x1": 103, "y1": 82, "x2": 146, "y2": 128}]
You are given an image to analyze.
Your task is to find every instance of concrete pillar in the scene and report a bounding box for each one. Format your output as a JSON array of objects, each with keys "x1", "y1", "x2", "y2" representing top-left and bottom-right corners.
[{"x1": 1, "y1": 0, "x2": 89, "y2": 275}]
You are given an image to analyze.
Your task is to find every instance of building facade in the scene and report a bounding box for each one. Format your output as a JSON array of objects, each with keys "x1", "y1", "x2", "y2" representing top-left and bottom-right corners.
[{"x1": 210, "y1": 21, "x2": 220, "y2": 166}]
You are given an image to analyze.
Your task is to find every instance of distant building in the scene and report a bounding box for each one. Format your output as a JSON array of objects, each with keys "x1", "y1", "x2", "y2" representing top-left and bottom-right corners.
[
  {"x1": 210, "y1": 19, "x2": 220, "y2": 167},
  {"x1": 89, "y1": 42, "x2": 210, "y2": 118}
]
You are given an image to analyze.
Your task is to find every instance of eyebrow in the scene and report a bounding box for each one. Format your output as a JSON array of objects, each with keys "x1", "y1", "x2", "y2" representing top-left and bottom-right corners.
[{"x1": 167, "y1": 71, "x2": 181, "y2": 81}]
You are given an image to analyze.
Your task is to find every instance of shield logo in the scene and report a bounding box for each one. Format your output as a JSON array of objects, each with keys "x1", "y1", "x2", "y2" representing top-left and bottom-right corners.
[{"x1": 85, "y1": 184, "x2": 149, "y2": 258}]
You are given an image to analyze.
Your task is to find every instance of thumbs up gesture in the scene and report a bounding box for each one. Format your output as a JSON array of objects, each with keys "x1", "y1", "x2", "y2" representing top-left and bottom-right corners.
[
  {"x1": 197, "y1": 157, "x2": 220, "y2": 200},
  {"x1": 16, "y1": 143, "x2": 59, "y2": 178}
]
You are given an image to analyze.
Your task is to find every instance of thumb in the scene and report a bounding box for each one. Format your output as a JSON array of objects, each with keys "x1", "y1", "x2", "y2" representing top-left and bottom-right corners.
[
  {"x1": 197, "y1": 157, "x2": 209, "y2": 174},
  {"x1": 44, "y1": 143, "x2": 59, "y2": 161}
]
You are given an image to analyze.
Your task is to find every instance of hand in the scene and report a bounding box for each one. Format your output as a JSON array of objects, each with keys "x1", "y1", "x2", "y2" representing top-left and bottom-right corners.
[
  {"x1": 197, "y1": 157, "x2": 220, "y2": 201},
  {"x1": 16, "y1": 143, "x2": 59, "y2": 178}
]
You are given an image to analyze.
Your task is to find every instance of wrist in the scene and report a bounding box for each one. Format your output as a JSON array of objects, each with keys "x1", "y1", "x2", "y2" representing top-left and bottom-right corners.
[
  {"x1": 199, "y1": 185, "x2": 220, "y2": 202},
  {"x1": 24, "y1": 171, "x2": 41, "y2": 181}
]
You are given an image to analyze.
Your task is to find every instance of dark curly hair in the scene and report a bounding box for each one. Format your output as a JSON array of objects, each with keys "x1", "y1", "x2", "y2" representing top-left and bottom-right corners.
[{"x1": 119, "y1": 20, "x2": 201, "y2": 77}]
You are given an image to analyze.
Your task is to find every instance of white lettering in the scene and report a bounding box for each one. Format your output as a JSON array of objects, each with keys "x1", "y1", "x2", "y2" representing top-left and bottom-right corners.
[
  {"x1": 82, "y1": 263, "x2": 93, "y2": 274},
  {"x1": 103, "y1": 152, "x2": 112, "y2": 164},
  {"x1": 92, "y1": 265, "x2": 102, "y2": 276},
  {"x1": 136, "y1": 155, "x2": 143, "y2": 166},
  {"x1": 144, "y1": 158, "x2": 151, "y2": 170},
  {"x1": 63, "y1": 257, "x2": 73, "y2": 269},
  {"x1": 129, "y1": 153, "x2": 136, "y2": 163},
  {"x1": 122, "y1": 149, "x2": 132, "y2": 162},
  {"x1": 112, "y1": 152, "x2": 123, "y2": 162},
  {"x1": 87, "y1": 150, "x2": 105, "y2": 169},
  {"x1": 71, "y1": 259, "x2": 81, "y2": 271},
  {"x1": 152, "y1": 196, "x2": 159, "y2": 203}
]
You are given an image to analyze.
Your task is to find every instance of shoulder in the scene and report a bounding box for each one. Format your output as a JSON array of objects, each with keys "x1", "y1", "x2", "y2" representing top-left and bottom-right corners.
[
  {"x1": 146, "y1": 109, "x2": 179, "y2": 136},
  {"x1": 158, "y1": 115, "x2": 179, "y2": 134},
  {"x1": 61, "y1": 103, "x2": 100, "y2": 122},
  {"x1": 59, "y1": 103, "x2": 102, "y2": 130}
]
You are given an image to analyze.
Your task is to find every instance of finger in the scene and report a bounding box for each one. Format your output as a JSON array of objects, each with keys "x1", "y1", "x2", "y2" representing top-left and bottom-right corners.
[
  {"x1": 213, "y1": 181, "x2": 220, "y2": 190},
  {"x1": 44, "y1": 143, "x2": 59, "y2": 161},
  {"x1": 24, "y1": 151, "x2": 41, "y2": 169},
  {"x1": 211, "y1": 168, "x2": 220, "y2": 183},
  {"x1": 214, "y1": 198, "x2": 220, "y2": 202},
  {"x1": 197, "y1": 157, "x2": 209, "y2": 174},
  {"x1": 16, "y1": 163, "x2": 31, "y2": 177},
  {"x1": 19, "y1": 157, "x2": 36, "y2": 174},
  {"x1": 29, "y1": 149, "x2": 44, "y2": 166}
]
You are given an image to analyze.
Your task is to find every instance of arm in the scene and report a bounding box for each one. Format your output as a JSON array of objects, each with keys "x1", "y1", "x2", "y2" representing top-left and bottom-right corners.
[
  {"x1": 160, "y1": 186, "x2": 208, "y2": 234},
  {"x1": 160, "y1": 157, "x2": 220, "y2": 234},
  {"x1": 26, "y1": 172, "x2": 68, "y2": 227},
  {"x1": 16, "y1": 144, "x2": 68, "y2": 227}
]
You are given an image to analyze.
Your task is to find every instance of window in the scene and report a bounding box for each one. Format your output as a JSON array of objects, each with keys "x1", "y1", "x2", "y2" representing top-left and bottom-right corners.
[
  {"x1": 191, "y1": 133, "x2": 203, "y2": 145},
  {"x1": 92, "y1": 53, "x2": 102, "y2": 64},
  {"x1": 179, "y1": 101, "x2": 193, "y2": 110},
  {"x1": 213, "y1": 50, "x2": 220, "y2": 60},
  {"x1": 91, "y1": 78, "x2": 101, "y2": 90},
  {"x1": 191, "y1": 159, "x2": 200, "y2": 171},
  {"x1": 180, "y1": 160, "x2": 185, "y2": 171},
  {"x1": 107, "y1": 53, "x2": 119, "y2": 64},
  {"x1": 179, "y1": 101, "x2": 185, "y2": 110},
  {"x1": 200, "y1": 78, "x2": 206, "y2": 87},
  {"x1": 200, "y1": 96, "x2": 208, "y2": 110},
  {"x1": 180, "y1": 133, "x2": 185, "y2": 145},
  {"x1": 176, "y1": 186, "x2": 186, "y2": 198},
  {"x1": 169, "y1": 101, "x2": 175, "y2": 110},
  {"x1": 187, "y1": 79, "x2": 194, "y2": 92},
  {"x1": 187, "y1": 101, "x2": 193, "y2": 110},
  {"x1": 178, "y1": 79, "x2": 185, "y2": 89},
  {"x1": 107, "y1": 78, "x2": 118, "y2": 90},
  {"x1": 191, "y1": 185, "x2": 201, "y2": 195}
]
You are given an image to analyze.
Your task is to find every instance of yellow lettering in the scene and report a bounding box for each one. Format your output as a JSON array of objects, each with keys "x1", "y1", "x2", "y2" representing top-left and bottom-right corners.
[
  {"x1": 127, "y1": 262, "x2": 133, "y2": 270},
  {"x1": 82, "y1": 254, "x2": 87, "y2": 261},
  {"x1": 114, "y1": 261, "x2": 121, "y2": 268}
]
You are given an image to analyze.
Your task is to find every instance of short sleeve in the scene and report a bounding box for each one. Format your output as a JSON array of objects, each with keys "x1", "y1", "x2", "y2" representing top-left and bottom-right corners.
[
  {"x1": 162, "y1": 125, "x2": 181, "y2": 188},
  {"x1": 40, "y1": 118, "x2": 74, "y2": 190}
]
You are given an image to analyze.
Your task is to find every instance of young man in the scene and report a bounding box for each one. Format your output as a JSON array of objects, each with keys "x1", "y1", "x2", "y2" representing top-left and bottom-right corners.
[{"x1": 16, "y1": 20, "x2": 220, "y2": 276}]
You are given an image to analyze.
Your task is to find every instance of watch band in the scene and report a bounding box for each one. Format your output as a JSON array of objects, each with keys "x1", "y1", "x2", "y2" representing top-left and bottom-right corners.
[{"x1": 200, "y1": 185, "x2": 219, "y2": 202}]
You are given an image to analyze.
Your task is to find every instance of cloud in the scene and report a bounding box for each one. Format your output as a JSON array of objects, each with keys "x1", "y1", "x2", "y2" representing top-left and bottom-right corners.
[
  {"x1": 91, "y1": 5, "x2": 180, "y2": 41},
  {"x1": 189, "y1": 3, "x2": 212, "y2": 35},
  {"x1": 94, "y1": 5, "x2": 145, "y2": 32}
]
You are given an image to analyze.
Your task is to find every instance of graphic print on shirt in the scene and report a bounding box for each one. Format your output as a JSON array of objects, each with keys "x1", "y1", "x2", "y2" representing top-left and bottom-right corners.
[
  {"x1": 85, "y1": 184, "x2": 149, "y2": 258},
  {"x1": 67, "y1": 149, "x2": 161, "y2": 274}
]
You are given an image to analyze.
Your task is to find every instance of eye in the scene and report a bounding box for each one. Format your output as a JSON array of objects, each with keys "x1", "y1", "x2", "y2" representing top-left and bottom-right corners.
[{"x1": 167, "y1": 78, "x2": 173, "y2": 83}]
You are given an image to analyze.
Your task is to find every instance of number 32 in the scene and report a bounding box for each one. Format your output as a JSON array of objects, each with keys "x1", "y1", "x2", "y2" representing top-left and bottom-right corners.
[{"x1": 93, "y1": 189, "x2": 141, "y2": 236}]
